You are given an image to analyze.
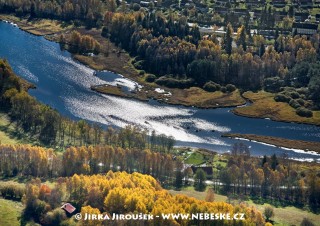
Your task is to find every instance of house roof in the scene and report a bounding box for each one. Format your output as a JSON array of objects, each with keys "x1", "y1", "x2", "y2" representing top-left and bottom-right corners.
[
  {"x1": 191, "y1": 166, "x2": 213, "y2": 175},
  {"x1": 61, "y1": 203, "x2": 76, "y2": 214}
]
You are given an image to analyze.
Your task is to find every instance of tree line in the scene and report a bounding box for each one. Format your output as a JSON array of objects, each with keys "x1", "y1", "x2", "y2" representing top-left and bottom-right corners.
[
  {"x1": 0, "y1": 0, "x2": 108, "y2": 27},
  {"x1": 0, "y1": 144, "x2": 182, "y2": 187},
  {"x1": 216, "y1": 149, "x2": 320, "y2": 212}
]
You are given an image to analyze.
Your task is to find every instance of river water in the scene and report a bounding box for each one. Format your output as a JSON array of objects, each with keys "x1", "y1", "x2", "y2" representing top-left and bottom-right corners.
[{"x1": 1, "y1": 21, "x2": 319, "y2": 160}]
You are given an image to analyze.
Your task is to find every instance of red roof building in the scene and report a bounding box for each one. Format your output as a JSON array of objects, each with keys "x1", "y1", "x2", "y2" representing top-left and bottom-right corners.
[{"x1": 61, "y1": 203, "x2": 76, "y2": 214}]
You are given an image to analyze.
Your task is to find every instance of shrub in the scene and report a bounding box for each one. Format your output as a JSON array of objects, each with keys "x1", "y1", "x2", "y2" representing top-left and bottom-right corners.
[
  {"x1": 264, "y1": 205, "x2": 274, "y2": 221},
  {"x1": 274, "y1": 94, "x2": 291, "y2": 103},
  {"x1": 264, "y1": 77, "x2": 285, "y2": 92},
  {"x1": 220, "y1": 86, "x2": 227, "y2": 93},
  {"x1": 139, "y1": 70, "x2": 145, "y2": 75},
  {"x1": 296, "y1": 107, "x2": 313, "y2": 118},
  {"x1": 155, "y1": 76, "x2": 193, "y2": 88},
  {"x1": 300, "y1": 217, "x2": 315, "y2": 226},
  {"x1": 0, "y1": 181, "x2": 25, "y2": 200},
  {"x1": 297, "y1": 87, "x2": 309, "y2": 95},
  {"x1": 296, "y1": 98, "x2": 305, "y2": 106},
  {"x1": 289, "y1": 99, "x2": 301, "y2": 109},
  {"x1": 203, "y1": 81, "x2": 221, "y2": 92},
  {"x1": 145, "y1": 74, "x2": 157, "y2": 83},
  {"x1": 226, "y1": 84, "x2": 236, "y2": 92},
  {"x1": 133, "y1": 60, "x2": 144, "y2": 70},
  {"x1": 289, "y1": 91, "x2": 300, "y2": 99}
]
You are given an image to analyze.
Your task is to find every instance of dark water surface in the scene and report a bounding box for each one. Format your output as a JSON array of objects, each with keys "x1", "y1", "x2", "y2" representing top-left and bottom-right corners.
[{"x1": 1, "y1": 21, "x2": 319, "y2": 160}]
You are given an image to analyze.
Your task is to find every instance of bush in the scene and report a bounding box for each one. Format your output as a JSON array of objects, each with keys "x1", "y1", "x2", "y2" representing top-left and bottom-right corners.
[
  {"x1": 139, "y1": 70, "x2": 145, "y2": 76},
  {"x1": 296, "y1": 107, "x2": 313, "y2": 118},
  {"x1": 145, "y1": 74, "x2": 157, "y2": 83},
  {"x1": 42, "y1": 208, "x2": 67, "y2": 226},
  {"x1": 226, "y1": 84, "x2": 236, "y2": 92},
  {"x1": 300, "y1": 217, "x2": 315, "y2": 226},
  {"x1": 264, "y1": 77, "x2": 285, "y2": 92},
  {"x1": 203, "y1": 81, "x2": 221, "y2": 92},
  {"x1": 297, "y1": 87, "x2": 309, "y2": 95},
  {"x1": 274, "y1": 94, "x2": 291, "y2": 103},
  {"x1": 133, "y1": 60, "x2": 144, "y2": 70},
  {"x1": 289, "y1": 99, "x2": 301, "y2": 109},
  {"x1": 264, "y1": 205, "x2": 274, "y2": 221},
  {"x1": 296, "y1": 98, "x2": 305, "y2": 106},
  {"x1": 220, "y1": 86, "x2": 227, "y2": 93},
  {"x1": 155, "y1": 76, "x2": 193, "y2": 88},
  {"x1": 0, "y1": 181, "x2": 25, "y2": 200},
  {"x1": 289, "y1": 91, "x2": 300, "y2": 99}
]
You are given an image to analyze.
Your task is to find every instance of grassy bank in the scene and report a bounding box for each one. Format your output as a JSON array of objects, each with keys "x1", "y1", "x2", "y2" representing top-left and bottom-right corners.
[
  {"x1": 222, "y1": 133, "x2": 320, "y2": 154},
  {"x1": 91, "y1": 84, "x2": 148, "y2": 101},
  {"x1": 92, "y1": 83, "x2": 246, "y2": 108},
  {"x1": 0, "y1": 198, "x2": 23, "y2": 226},
  {"x1": 233, "y1": 91, "x2": 320, "y2": 126},
  {"x1": 169, "y1": 187, "x2": 320, "y2": 226},
  {"x1": 0, "y1": 14, "x2": 72, "y2": 36}
]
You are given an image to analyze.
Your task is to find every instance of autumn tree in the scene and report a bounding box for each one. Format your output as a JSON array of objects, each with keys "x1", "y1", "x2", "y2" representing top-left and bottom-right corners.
[{"x1": 205, "y1": 188, "x2": 215, "y2": 202}]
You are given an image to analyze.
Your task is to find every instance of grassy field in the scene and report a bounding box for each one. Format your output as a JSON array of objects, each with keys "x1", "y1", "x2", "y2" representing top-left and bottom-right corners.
[
  {"x1": 0, "y1": 113, "x2": 21, "y2": 145},
  {"x1": 0, "y1": 113, "x2": 34, "y2": 145},
  {"x1": 185, "y1": 152, "x2": 208, "y2": 165},
  {"x1": 178, "y1": 148, "x2": 217, "y2": 165},
  {"x1": 169, "y1": 187, "x2": 320, "y2": 226},
  {"x1": 167, "y1": 88, "x2": 246, "y2": 108},
  {"x1": 233, "y1": 91, "x2": 320, "y2": 126},
  {"x1": 223, "y1": 133, "x2": 320, "y2": 154},
  {"x1": 91, "y1": 84, "x2": 149, "y2": 101},
  {"x1": 0, "y1": 198, "x2": 23, "y2": 226}
]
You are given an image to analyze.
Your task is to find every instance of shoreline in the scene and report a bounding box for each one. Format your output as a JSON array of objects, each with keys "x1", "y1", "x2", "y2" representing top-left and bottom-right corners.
[
  {"x1": 233, "y1": 91, "x2": 320, "y2": 127},
  {"x1": 222, "y1": 133, "x2": 320, "y2": 155}
]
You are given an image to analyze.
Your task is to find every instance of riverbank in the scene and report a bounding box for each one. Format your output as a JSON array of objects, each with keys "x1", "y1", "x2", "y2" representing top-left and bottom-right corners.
[
  {"x1": 92, "y1": 83, "x2": 245, "y2": 108},
  {"x1": 233, "y1": 91, "x2": 320, "y2": 126},
  {"x1": 222, "y1": 133, "x2": 320, "y2": 154},
  {"x1": 0, "y1": 14, "x2": 72, "y2": 36}
]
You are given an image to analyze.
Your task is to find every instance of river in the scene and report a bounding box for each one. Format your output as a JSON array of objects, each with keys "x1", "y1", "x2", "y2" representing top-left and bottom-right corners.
[{"x1": 0, "y1": 21, "x2": 319, "y2": 160}]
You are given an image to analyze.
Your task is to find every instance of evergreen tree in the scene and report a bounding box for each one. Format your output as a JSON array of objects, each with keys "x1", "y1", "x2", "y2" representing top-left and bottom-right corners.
[
  {"x1": 194, "y1": 169, "x2": 207, "y2": 191},
  {"x1": 224, "y1": 23, "x2": 233, "y2": 55}
]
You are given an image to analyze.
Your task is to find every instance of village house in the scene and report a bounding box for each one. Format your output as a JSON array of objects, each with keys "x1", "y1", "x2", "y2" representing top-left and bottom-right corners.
[
  {"x1": 292, "y1": 22, "x2": 318, "y2": 36},
  {"x1": 191, "y1": 166, "x2": 214, "y2": 179},
  {"x1": 294, "y1": 12, "x2": 310, "y2": 22}
]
